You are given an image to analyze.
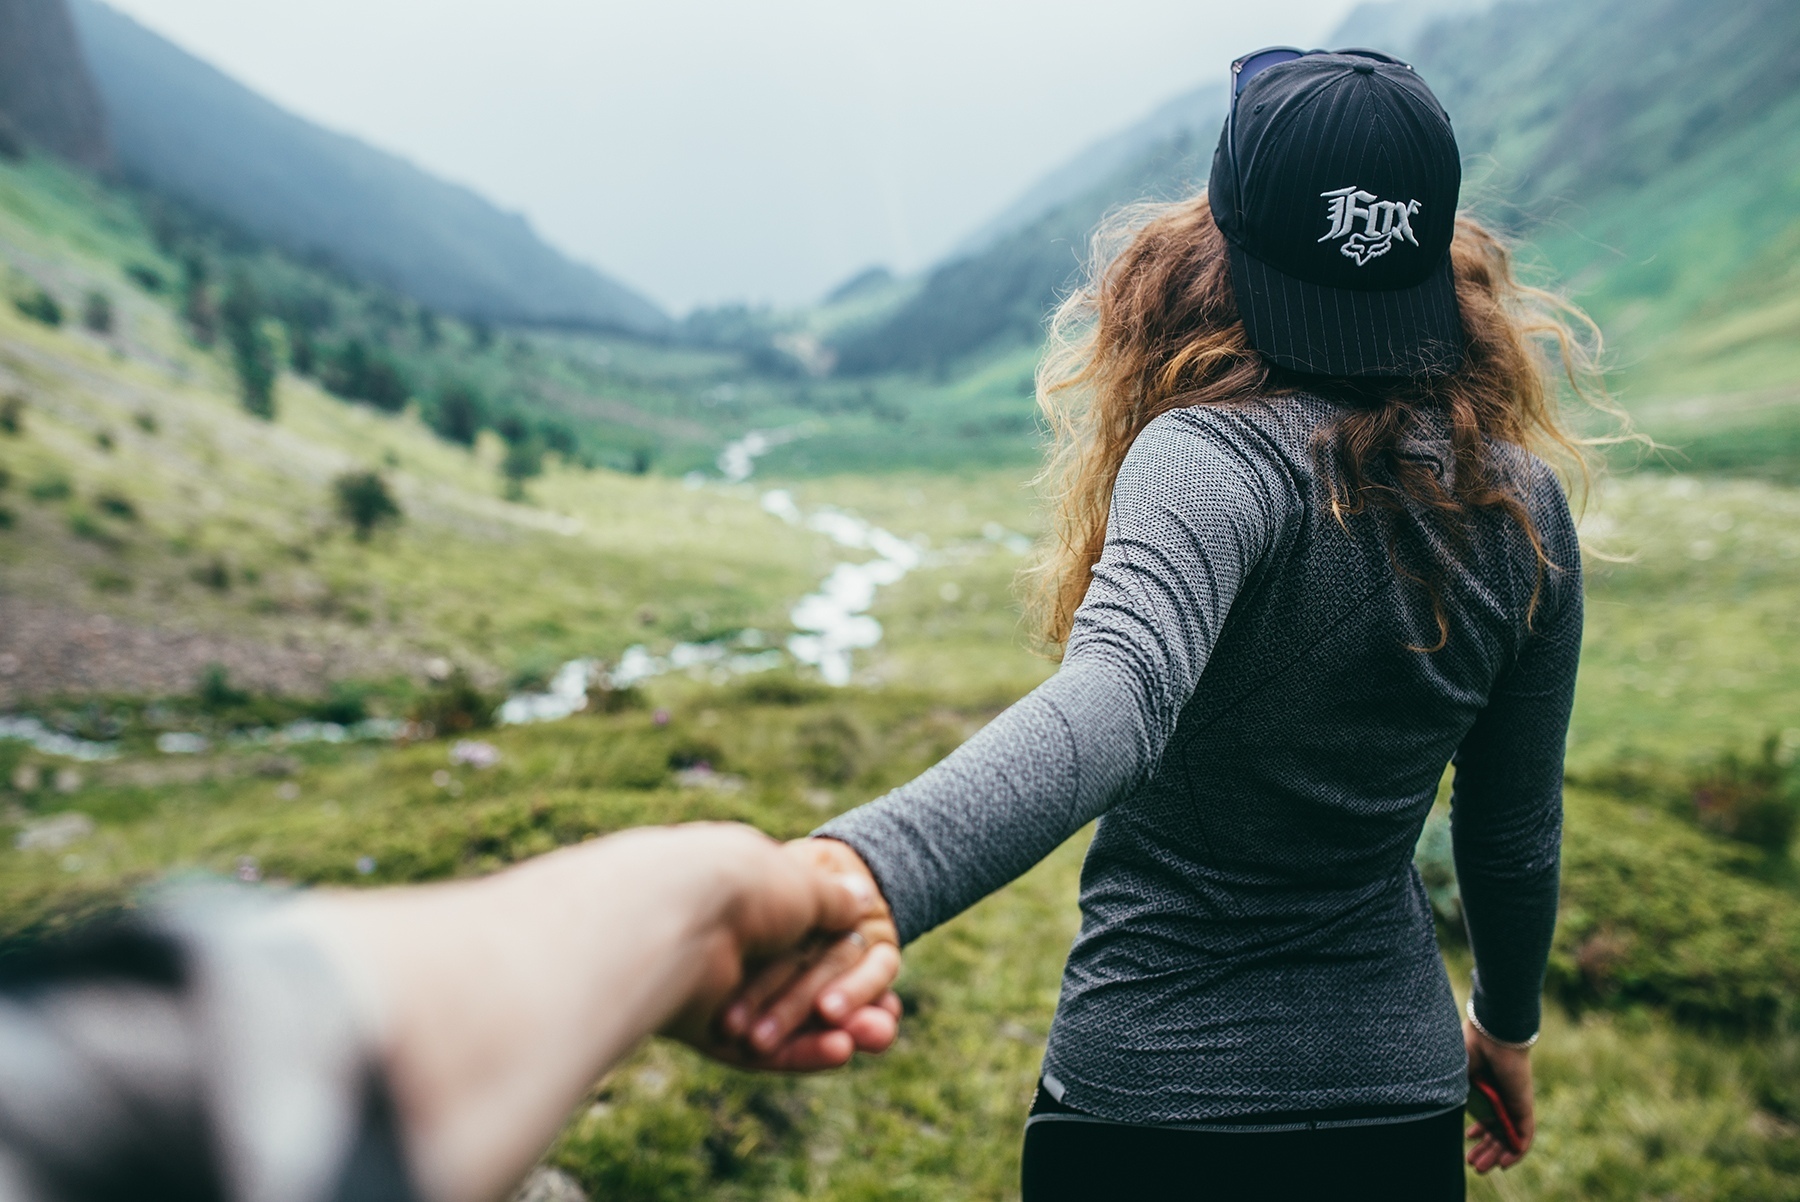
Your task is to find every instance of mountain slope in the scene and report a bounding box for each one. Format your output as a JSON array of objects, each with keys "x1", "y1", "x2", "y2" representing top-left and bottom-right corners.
[
  {"x1": 0, "y1": 0, "x2": 110, "y2": 168},
  {"x1": 67, "y1": 0, "x2": 668, "y2": 334},
  {"x1": 1412, "y1": 0, "x2": 1800, "y2": 400},
  {"x1": 837, "y1": 0, "x2": 1800, "y2": 426},
  {"x1": 833, "y1": 123, "x2": 1215, "y2": 375}
]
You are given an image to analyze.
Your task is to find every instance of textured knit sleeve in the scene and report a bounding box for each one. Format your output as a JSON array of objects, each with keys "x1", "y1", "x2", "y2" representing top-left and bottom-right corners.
[
  {"x1": 817, "y1": 410, "x2": 1289, "y2": 943},
  {"x1": 1450, "y1": 476, "x2": 1583, "y2": 1044}
]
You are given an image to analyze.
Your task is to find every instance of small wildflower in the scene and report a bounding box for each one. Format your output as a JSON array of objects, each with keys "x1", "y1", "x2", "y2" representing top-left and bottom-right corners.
[
  {"x1": 431, "y1": 769, "x2": 452, "y2": 788},
  {"x1": 653, "y1": 708, "x2": 671, "y2": 727},
  {"x1": 355, "y1": 855, "x2": 376, "y2": 876},
  {"x1": 236, "y1": 856, "x2": 261, "y2": 883},
  {"x1": 449, "y1": 740, "x2": 501, "y2": 769}
]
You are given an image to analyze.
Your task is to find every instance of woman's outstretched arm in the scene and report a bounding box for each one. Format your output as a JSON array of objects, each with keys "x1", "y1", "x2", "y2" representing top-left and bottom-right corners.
[{"x1": 726, "y1": 409, "x2": 1295, "y2": 1052}]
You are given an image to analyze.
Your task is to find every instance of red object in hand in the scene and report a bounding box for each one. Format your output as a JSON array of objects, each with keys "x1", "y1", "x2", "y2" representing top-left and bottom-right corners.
[{"x1": 1466, "y1": 1068, "x2": 1524, "y2": 1154}]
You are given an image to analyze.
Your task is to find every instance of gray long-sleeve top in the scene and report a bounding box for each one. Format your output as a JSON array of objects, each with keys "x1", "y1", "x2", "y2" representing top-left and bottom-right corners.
[{"x1": 818, "y1": 393, "x2": 1580, "y2": 1124}]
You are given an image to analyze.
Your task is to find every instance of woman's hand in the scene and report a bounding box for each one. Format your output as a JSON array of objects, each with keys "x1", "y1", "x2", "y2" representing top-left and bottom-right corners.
[
  {"x1": 1464, "y1": 1016, "x2": 1536, "y2": 1173},
  {"x1": 711, "y1": 837, "x2": 903, "y2": 1071}
]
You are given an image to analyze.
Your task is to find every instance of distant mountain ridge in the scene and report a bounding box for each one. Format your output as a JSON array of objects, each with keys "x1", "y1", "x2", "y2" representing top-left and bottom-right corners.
[
  {"x1": 67, "y1": 0, "x2": 668, "y2": 334},
  {"x1": 836, "y1": 0, "x2": 1800, "y2": 400},
  {"x1": 0, "y1": 0, "x2": 110, "y2": 168}
]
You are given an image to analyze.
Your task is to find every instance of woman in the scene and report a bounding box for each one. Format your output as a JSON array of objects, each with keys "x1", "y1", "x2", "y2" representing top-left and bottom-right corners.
[{"x1": 730, "y1": 48, "x2": 1595, "y2": 1199}]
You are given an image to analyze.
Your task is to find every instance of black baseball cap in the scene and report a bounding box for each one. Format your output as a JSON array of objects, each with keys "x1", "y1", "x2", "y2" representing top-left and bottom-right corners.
[{"x1": 1209, "y1": 52, "x2": 1463, "y2": 378}]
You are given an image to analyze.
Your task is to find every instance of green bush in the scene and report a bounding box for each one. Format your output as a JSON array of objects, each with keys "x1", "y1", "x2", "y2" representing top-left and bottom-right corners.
[
  {"x1": 190, "y1": 558, "x2": 231, "y2": 591},
  {"x1": 221, "y1": 273, "x2": 277, "y2": 419},
  {"x1": 95, "y1": 491, "x2": 138, "y2": 522},
  {"x1": 0, "y1": 394, "x2": 22, "y2": 435},
  {"x1": 410, "y1": 670, "x2": 496, "y2": 735},
  {"x1": 125, "y1": 264, "x2": 165, "y2": 293},
  {"x1": 320, "y1": 339, "x2": 409, "y2": 412},
  {"x1": 431, "y1": 382, "x2": 484, "y2": 447},
  {"x1": 332, "y1": 471, "x2": 402, "y2": 541},
  {"x1": 12, "y1": 281, "x2": 62, "y2": 327},
  {"x1": 1571, "y1": 737, "x2": 1799, "y2": 856},
  {"x1": 1551, "y1": 788, "x2": 1800, "y2": 1029},
  {"x1": 1691, "y1": 737, "x2": 1798, "y2": 853}
]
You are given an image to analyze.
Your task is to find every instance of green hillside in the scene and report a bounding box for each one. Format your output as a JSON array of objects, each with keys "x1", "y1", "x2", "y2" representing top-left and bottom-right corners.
[
  {"x1": 66, "y1": 0, "x2": 669, "y2": 334},
  {"x1": 1415, "y1": 0, "x2": 1800, "y2": 473},
  {"x1": 833, "y1": 0, "x2": 1800, "y2": 482},
  {"x1": 3, "y1": 2, "x2": 1800, "y2": 1198}
]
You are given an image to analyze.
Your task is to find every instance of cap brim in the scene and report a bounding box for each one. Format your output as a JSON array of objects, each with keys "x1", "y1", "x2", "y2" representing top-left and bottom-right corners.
[{"x1": 1228, "y1": 243, "x2": 1463, "y2": 378}]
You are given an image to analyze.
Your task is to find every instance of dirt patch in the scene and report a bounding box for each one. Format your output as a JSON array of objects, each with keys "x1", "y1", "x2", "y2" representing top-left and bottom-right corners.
[{"x1": 0, "y1": 595, "x2": 420, "y2": 704}]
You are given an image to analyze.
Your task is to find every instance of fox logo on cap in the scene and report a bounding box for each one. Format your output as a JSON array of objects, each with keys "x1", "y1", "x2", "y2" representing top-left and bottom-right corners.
[{"x1": 1319, "y1": 185, "x2": 1422, "y2": 266}]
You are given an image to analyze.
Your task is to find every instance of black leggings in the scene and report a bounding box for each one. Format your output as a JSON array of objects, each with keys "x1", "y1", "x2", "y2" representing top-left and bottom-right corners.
[{"x1": 1021, "y1": 1088, "x2": 1466, "y2": 1202}]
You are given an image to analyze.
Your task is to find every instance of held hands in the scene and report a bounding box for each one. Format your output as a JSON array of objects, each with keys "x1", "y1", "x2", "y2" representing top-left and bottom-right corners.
[
  {"x1": 665, "y1": 833, "x2": 903, "y2": 1072},
  {"x1": 1464, "y1": 1016, "x2": 1536, "y2": 1173}
]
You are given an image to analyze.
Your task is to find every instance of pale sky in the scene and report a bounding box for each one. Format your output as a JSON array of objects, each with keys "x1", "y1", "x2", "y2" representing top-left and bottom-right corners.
[{"x1": 102, "y1": 0, "x2": 1363, "y2": 312}]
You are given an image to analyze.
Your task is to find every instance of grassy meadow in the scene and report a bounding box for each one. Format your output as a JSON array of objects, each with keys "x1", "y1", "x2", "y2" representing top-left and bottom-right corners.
[{"x1": 3, "y1": 150, "x2": 1800, "y2": 1200}]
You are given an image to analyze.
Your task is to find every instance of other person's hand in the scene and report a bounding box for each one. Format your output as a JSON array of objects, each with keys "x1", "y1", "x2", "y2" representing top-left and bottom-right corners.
[
  {"x1": 661, "y1": 829, "x2": 896, "y2": 1069},
  {"x1": 711, "y1": 837, "x2": 902, "y2": 1070},
  {"x1": 1464, "y1": 1015, "x2": 1535, "y2": 1173}
]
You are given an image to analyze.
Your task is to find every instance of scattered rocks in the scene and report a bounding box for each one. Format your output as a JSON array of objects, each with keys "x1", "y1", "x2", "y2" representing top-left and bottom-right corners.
[
  {"x1": 14, "y1": 811, "x2": 94, "y2": 851},
  {"x1": 673, "y1": 765, "x2": 745, "y2": 793}
]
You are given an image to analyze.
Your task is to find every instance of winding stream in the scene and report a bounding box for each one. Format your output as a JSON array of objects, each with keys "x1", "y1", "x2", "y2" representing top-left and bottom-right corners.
[{"x1": 499, "y1": 430, "x2": 926, "y2": 720}]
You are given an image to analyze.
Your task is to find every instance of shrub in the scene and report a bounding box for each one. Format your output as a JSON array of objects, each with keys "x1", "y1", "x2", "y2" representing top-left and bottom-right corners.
[
  {"x1": 320, "y1": 340, "x2": 409, "y2": 412},
  {"x1": 197, "y1": 663, "x2": 251, "y2": 710},
  {"x1": 333, "y1": 471, "x2": 402, "y2": 541},
  {"x1": 12, "y1": 282, "x2": 62, "y2": 327},
  {"x1": 0, "y1": 394, "x2": 24, "y2": 435},
  {"x1": 94, "y1": 491, "x2": 138, "y2": 521},
  {"x1": 69, "y1": 510, "x2": 122, "y2": 548},
  {"x1": 500, "y1": 439, "x2": 543, "y2": 495},
  {"x1": 1691, "y1": 737, "x2": 1798, "y2": 854},
  {"x1": 0, "y1": 506, "x2": 14, "y2": 530},
  {"x1": 1572, "y1": 737, "x2": 1799, "y2": 856},
  {"x1": 125, "y1": 264, "x2": 165, "y2": 294},
  {"x1": 190, "y1": 557, "x2": 231, "y2": 591},
  {"x1": 0, "y1": 464, "x2": 9, "y2": 492},
  {"x1": 1550, "y1": 788, "x2": 1800, "y2": 1029},
  {"x1": 586, "y1": 680, "x2": 648, "y2": 714},
  {"x1": 431, "y1": 382, "x2": 484, "y2": 447},
  {"x1": 133, "y1": 410, "x2": 158, "y2": 435},
  {"x1": 221, "y1": 272, "x2": 277, "y2": 419},
  {"x1": 411, "y1": 670, "x2": 495, "y2": 735},
  {"x1": 27, "y1": 474, "x2": 70, "y2": 502},
  {"x1": 82, "y1": 291, "x2": 113, "y2": 334},
  {"x1": 726, "y1": 673, "x2": 828, "y2": 707},
  {"x1": 181, "y1": 255, "x2": 216, "y2": 346},
  {"x1": 312, "y1": 683, "x2": 369, "y2": 726}
]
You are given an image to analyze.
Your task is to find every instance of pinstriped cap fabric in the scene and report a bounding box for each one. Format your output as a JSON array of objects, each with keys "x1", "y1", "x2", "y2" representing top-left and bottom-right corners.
[{"x1": 1209, "y1": 54, "x2": 1463, "y2": 378}]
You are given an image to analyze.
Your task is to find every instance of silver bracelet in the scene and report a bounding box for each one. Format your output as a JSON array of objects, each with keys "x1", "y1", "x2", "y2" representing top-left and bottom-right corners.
[{"x1": 1466, "y1": 998, "x2": 1539, "y2": 1050}]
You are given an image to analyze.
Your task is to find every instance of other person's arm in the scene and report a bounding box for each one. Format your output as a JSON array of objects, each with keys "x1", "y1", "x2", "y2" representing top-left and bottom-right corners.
[{"x1": 288, "y1": 824, "x2": 888, "y2": 1202}]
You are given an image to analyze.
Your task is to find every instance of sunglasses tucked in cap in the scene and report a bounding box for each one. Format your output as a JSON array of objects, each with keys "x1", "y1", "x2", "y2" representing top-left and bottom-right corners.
[{"x1": 1210, "y1": 50, "x2": 1463, "y2": 379}]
